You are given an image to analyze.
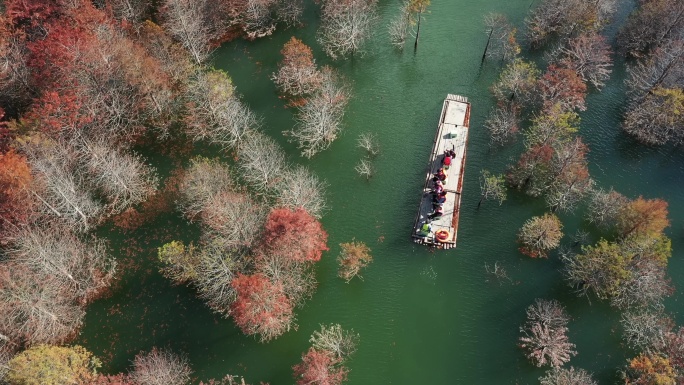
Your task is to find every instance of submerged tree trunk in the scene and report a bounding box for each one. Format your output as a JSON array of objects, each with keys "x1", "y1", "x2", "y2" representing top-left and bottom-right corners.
[{"x1": 414, "y1": 10, "x2": 422, "y2": 52}]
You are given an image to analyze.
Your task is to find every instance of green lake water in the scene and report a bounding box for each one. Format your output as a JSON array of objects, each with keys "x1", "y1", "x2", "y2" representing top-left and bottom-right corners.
[{"x1": 79, "y1": 0, "x2": 684, "y2": 383}]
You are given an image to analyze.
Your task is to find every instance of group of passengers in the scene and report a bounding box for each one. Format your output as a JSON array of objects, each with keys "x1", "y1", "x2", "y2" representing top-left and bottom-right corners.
[{"x1": 419, "y1": 149, "x2": 457, "y2": 236}]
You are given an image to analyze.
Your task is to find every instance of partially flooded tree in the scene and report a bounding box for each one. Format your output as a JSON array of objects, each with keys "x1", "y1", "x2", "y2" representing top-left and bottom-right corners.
[
  {"x1": 357, "y1": 133, "x2": 379, "y2": 157},
  {"x1": 274, "y1": 166, "x2": 328, "y2": 219},
  {"x1": 186, "y1": 69, "x2": 257, "y2": 150},
  {"x1": 537, "y1": 64, "x2": 587, "y2": 113},
  {"x1": 7, "y1": 345, "x2": 100, "y2": 385},
  {"x1": 617, "y1": 0, "x2": 684, "y2": 58},
  {"x1": 7, "y1": 224, "x2": 116, "y2": 303},
  {"x1": 612, "y1": 259, "x2": 673, "y2": 311},
  {"x1": 289, "y1": 67, "x2": 350, "y2": 158},
  {"x1": 77, "y1": 139, "x2": 158, "y2": 214},
  {"x1": 160, "y1": 0, "x2": 213, "y2": 64},
  {"x1": 231, "y1": 273, "x2": 294, "y2": 342},
  {"x1": 130, "y1": 348, "x2": 192, "y2": 385},
  {"x1": 309, "y1": 324, "x2": 359, "y2": 361},
  {"x1": 491, "y1": 58, "x2": 540, "y2": 106},
  {"x1": 23, "y1": 139, "x2": 103, "y2": 232},
  {"x1": 484, "y1": 104, "x2": 520, "y2": 146},
  {"x1": 317, "y1": 0, "x2": 378, "y2": 60},
  {"x1": 483, "y1": 13, "x2": 520, "y2": 62},
  {"x1": 238, "y1": 132, "x2": 288, "y2": 194},
  {"x1": 586, "y1": 187, "x2": 628, "y2": 231},
  {"x1": 623, "y1": 353, "x2": 677, "y2": 385},
  {"x1": 0, "y1": 263, "x2": 85, "y2": 345},
  {"x1": 539, "y1": 367, "x2": 597, "y2": 385},
  {"x1": 259, "y1": 207, "x2": 329, "y2": 263},
  {"x1": 408, "y1": 0, "x2": 430, "y2": 51},
  {"x1": 202, "y1": 191, "x2": 265, "y2": 249},
  {"x1": 519, "y1": 299, "x2": 576, "y2": 368},
  {"x1": 623, "y1": 87, "x2": 684, "y2": 146},
  {"x1": 525, "y1": 0, "x2": 617, "y2": 48},
  {"x1": 558, "y1": 32, "x2": 613, "y2": 90},
  {"x1": 617, "y1": 197, "x2": 669, "y2": 238},
  {"x1": 337, "y1": 241, "x2": 373, "y2": 283},
  {"x1": 354, "y1": 159, "x2": 373, "y2": 180},
  {"x1": 518, "y1": 213, "x2": 563, "y2": 258},
  {"x1": 478, "y1": 169, "x2": 506, "y2": 208},
  {"x1": 621, "y1": 310, "x2": 671, "y2": 351},
  {"x1": 293, "y1": 348, "x2": 347, "y2": 385},
  {"x1": 178, "y1": 157, "x2": 234, "y2": 220},
  {"x1": 272, "y1": 37, "x2": 322, "y2": 98},
  {"x1": 388, "y1": 1, "x2": 410, "y2": 50}
]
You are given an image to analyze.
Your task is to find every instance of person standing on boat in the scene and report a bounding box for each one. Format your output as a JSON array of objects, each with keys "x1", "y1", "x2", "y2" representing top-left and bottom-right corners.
[{"x1": 428, "y1": 205, "x2": 444, "y2": 219}]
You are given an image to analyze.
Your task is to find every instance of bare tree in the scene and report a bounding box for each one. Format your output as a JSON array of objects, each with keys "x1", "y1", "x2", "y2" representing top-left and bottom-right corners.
[
  {"x1": 289, "y1": 67, "x2": 350, "y2": 158},
  {"x1": 539, "y1": 367, "x2": 597, "y2": 385},
  {"x1": 559, "y1": 32, "x2": 613, "y2": 90},
  {"x1": 478, "y1": 169, "x2": 507, "y2": 207},
  {"x1": 130, "y1": 348, "x2": 192, "y2": 385},
  {"x1": 617, "y1": 0, "x2": 684, "y2": 58},
  {"x1": 354, "y1": 159, "x2": 373, "y2": 180},
  {"x1": 586, "y1": 187, "x2": 628, "y2": 231},
  {"x1": 483, "y1": 13, "x2": 520, "y2": 62},
  {"x1": 611, "y1": 260, "x2": 673, "y2": 311},
  {"x1": 318, "y1": 0, "x2": 378, "y2": 59},
  {"x1": 519, "y1": 298, "x2": 576, "y2": 368},
  {"x1": 408, "y1": 0, "x2": 430, "y2": 51},
  {"x1": 241, "y1": 0, "x2": 278, "y2": 40},
  {"x1": 484, "y1": 104, "x2": 520, "y2": 146},
  {"x1": 186, "y1": 70, "x2": 258, "y2": 150},
  {"x1": 194, "y1": 243, "x2": 248, "y2": 315},
  {"x1": 161, "y1": 0, "x2": 213, "y2": 64},
  {"x1": 484, "y1": 261, "x2": 512, "y2": 285},
  {"x1": 256, "y1": 253, "x2": 317, "y2": 308},
  {"x1": 7, "y1": 224, "x2": 115, "y2": 304},
  {"x1": 623, "y1": 87, "x2": 684, "y2": 146},
  {"x1": 0, "y1": 263, "x2": 85, "y2": 345},
  {"x1": 625, "y1": 41, "x2": 684, "y2": 105},
  {"x1": 276, "y1": 0, "x2": 305, "y2": 27},
  {"x1": 621, "y1": 310, "x2": 671, "y2": 352},
  {"x1": 274, "y1": 166, "x2": 328, "y2": 219},
  {"x1": 491, "y1": 58, "x2": 541, "y2": 105},
  {"x1": 525, "y1": 0, "x2": 617, "y2": 48},
  {"x1": 0, "y1": 33, "x2": 32, "y2": 107},
  {"x1": 388, "y1": 1, "x2": 410, "y2": 50},
  {"x1": 107, "y1": 0, "x2": 151, "y2": 24},
  {"x1": 178, "y1": 157, "x2": 234, "y2": 220},
  {"x1": 77, "y1": 139, "x2": 158, "y2": 214},
  {"x1": 309, "y1": 324, "x2": 359, "y2": 361},
  {"x1": 202, "y1": 191, "x2": 265, "y2": 250},
  {"x1": 23, "y1": 139, "x2": 103, "y2": 232},
  {"x1": 272, "y1": 37, "x2": 322, "y2": 98},
  {"x1": 238, "y1": 132, "x2": 288, "y2": 194},
  {"x1": 518, "y1": 213, "x2": 563, "y2": 258},
  {"x1": 357, "y1": 133, "x2": 379, "y2": 157}
]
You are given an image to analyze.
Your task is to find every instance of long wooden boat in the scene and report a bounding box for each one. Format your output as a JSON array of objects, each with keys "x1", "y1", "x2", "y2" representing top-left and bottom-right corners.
[{"x1": 411, "y1": 94, "x2": 471, "y2": 250}]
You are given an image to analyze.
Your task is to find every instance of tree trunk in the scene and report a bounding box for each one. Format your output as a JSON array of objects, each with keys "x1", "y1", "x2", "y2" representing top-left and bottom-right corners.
[
  {"x1": 481, "y1": 29, "x2": 494, "y2": 65},
  {"x1": 414, "y1": 10, "x2": 422, "y2": 52}
]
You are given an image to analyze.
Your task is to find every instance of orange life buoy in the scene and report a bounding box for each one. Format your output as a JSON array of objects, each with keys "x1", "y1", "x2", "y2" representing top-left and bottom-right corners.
[{"x1": 435, "y1": 229, "x2": 450, "y2": 242}]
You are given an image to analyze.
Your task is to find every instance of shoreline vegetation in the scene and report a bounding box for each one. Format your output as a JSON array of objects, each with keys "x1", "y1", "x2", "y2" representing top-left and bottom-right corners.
[{"x1": 0, "y1": 0, "x2": 680, "y2": 383}]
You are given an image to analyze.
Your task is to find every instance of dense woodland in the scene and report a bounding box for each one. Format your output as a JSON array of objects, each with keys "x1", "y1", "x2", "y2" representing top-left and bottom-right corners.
[{"x1": 0, "y1": 0, "x2": 680, "y2": 383}]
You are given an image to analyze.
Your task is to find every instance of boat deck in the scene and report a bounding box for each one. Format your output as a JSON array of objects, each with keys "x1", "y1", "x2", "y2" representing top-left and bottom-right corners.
[{"x1": 411, "y1": 94, "x2": 470, "y2": 250}]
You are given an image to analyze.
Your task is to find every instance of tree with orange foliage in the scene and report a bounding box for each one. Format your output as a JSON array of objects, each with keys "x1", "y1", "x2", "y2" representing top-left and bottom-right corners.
[
  {"x1": 337, "y1": 241, "x2": 372, "y2": 283},
  {"x1": 272, "y1": 37, "x2": 322, "y2": 98},
  {"x1": 618, "y1": 197, "x2": 669, "y2": 238},
  {"x1": 537, "y1": 64, "x2": 587, "y2": 113},
  {"x1": 260, "y1": 207, "x2": 329, "y2": 263},
  {"x1": 624, "y1": 353, "x2": 677, "y2": 385},
  {"x1": 293, "y1": 348, "x2": 348, "y2": 385},
  {"x1": 0, "y1": 149, "x2": 36, "y2": 240},
  {"x1": 517, "y1": 213, "x2": 563, "y2": 258},
  {"x1": 230, "y1": 273, "x2": 294, "y2": 342}
]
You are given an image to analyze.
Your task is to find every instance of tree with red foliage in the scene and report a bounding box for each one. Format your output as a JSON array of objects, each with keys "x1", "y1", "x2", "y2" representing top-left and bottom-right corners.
[
  {"x1": 0, "y1": 149, "x2": 36, "y2": 240},
  {"x1": 293, "y1": 348, "x2": 348, "y2": 385},
  {"x1": 230, "y1": 273, "x2": 294, "y2": 342},
  {"x1": 537, "y1": 64, "x2": 587, "y2": 113},
  {"x1": 618, "y1": 197, "x2": 669, "y2": 238},
  {"x1": 507, "y1": 143, "x2": 554, "y2": 196},
  {"x1": 260, "y1": 207, "x2": 329, "y2": 263}
]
